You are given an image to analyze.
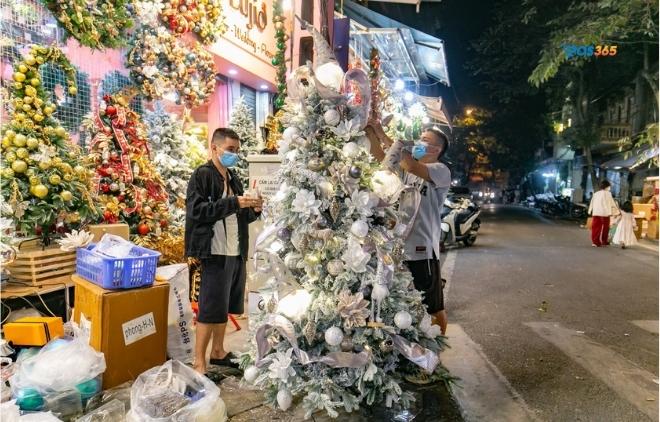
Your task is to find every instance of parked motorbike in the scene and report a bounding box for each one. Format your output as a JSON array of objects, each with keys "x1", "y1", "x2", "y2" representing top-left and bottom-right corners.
[{"x1": 440, "y1": 196, "x2": 482, "y2": 247}]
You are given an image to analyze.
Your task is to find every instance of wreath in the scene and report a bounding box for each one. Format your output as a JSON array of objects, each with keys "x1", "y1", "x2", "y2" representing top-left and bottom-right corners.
[
  {"x1": 126, "y1": 26, "x2": 216, "y2": 107},
  {"x1": 40, "y1": 63, "x2": 91, "y2": 133},
  {"x1": 39, "y1": 0, "x2": 133, "y2": 49},
  {"x1": 159, "y1": 0, "x2": 226, "y2": 44}
]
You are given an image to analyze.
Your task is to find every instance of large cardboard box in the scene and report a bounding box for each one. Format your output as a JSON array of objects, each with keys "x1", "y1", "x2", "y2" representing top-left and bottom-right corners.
[{"x1": 72, "y1": 274, "x2": 169, "y2": 389}]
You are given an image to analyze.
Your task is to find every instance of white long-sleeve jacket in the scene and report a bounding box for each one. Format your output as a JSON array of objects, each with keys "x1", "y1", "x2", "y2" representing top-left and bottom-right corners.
[{"x1": 588, "y1": 189, "x2": 618, "y2": 217}]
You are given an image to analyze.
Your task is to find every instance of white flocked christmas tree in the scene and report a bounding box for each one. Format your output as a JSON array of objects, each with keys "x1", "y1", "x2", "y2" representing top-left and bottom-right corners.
[
  {"x1": 229, "y1": 96, "x2": 260, "y2": 189},
  {"x1": 239, "y1": 27, "x2": 450, "y2": 418},
  {"x1": 145, "y1": 102, "x2": 206, "y2": 224}
]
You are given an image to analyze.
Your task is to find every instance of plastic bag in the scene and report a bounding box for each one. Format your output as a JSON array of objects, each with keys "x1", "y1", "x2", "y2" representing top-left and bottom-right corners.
[
  {"x1": 10, "y1": 323, "x2": 106, "y2": 396},
  {"x1": 76, "y1": 399, "x2": 126, "y2": 422},
  {"x1": 84, "y1": 382, "x2": 132, "y2": 415},
  {"x1": 127, "y1": 360, "x2": 226, "y2": 422},
  {"x1": 1, "y1": 401, "x2": 63, "y2": 422},
  {"x1": 92, "y1": 234, "x2": 134, "y2": 258},
  {"x1": 158, "y1": 265, "x2": 195, "y2": 364}
]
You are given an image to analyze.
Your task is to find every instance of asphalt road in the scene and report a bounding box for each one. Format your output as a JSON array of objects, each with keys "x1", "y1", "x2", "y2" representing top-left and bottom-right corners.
[{"x1": 446, "y1": 204, "x2": 659, "y2": 422}]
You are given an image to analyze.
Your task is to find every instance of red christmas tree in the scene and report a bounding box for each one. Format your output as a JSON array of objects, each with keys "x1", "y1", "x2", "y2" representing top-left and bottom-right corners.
[{"x1": 84, "y1": 93, "x2": 171, "y2": 239}]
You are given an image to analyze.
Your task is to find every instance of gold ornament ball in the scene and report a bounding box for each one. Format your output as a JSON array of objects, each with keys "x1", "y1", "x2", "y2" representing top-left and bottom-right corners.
[
  {"x1": 52, "y1": 157, "x2": 62, "y2": 165},
  {"x1": 48, "y1": 174, "x2": 61, "y2": 185},
  {"x1": 13, "y1": 72, "x2": 26, "y2": 82},
  {"x1": 29, "y1": 176, "x2": 40, "y2": 185},
  {"x1": 18, "y1": 64, "x2": 28, "y2": 73},
  {"x1": 5, "y1": 130, "x2": 16, "y2": 140},
  {"x1": 38, "y1": 160, "x2": 51, "y2": 170},
  {"x1": 3, "y1": 168, "x2": 14, "y2": 178},
  {"x1": 5, "y1": 152, "x2": 16, "y2": 163},
  {"x1": 36, "y1": 56, "x2": 45, "y2": 64},
  {"x1": 55, "y1": 127, "x2": 66, "y2": 137},
  {"x1": 21, "y1": 104, "x2": 32, "y2": 112},
  {"x1": 33, "y1": 113, "x2": 44, "y2": 122},
  {"x1": 63, "y1": 174, "x2": 73, "y2": 182},
  {"x1": 2, "y1": 138, "x2": 10, "y2": 148},
  {"x1": 24, "y1": 55, "x2": 36, "y2": 65},
  {"x1": 23, "y1": 96, "x2": 33, "y2": 104},
  {"x1": 68, "y1": 86, "x2": 77, "y2": 95},
  {"x1": 32, "y1": 184, "x2": 49, "y2": 199},
  {"x1": 26, "y1": 138, "x2": 39, "y2": 149},
  {"x1": 43, "y1": 106, "x2": 54, "y2": 115},
  {"x1": 30, "y1": 78, "x2": 40, "y2": 87},
  {"x1": 16, "y1": 148, "x2": 28, "y2": 159},
  {"x1": 13, "y1": 134, "x2": 27, "y2": 146},
  {"x1": 14, "y1": 82, "x2": 23, "y2": 90},
  {"x1": 11, "y1": 160, "x2": 27, "y2": 173},
  {"x1": 74, "y1": 165, "x2": 85, "y2": 174},
  {"x1": 61, "y1": 191, "x2": 73, "y2": 201}
]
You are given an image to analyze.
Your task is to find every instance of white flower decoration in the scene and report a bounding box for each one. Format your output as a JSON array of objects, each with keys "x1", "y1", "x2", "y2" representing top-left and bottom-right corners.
[
  {"x1": 0, "y1": 218, "x2": 13, "y2": 232},
  {"x1": 268, "y1": 348, "x2": 296, "y2": 381},
  {"x1": 420, "y1": 314, "x2": 442, "y2": 339},
  {"x1": 56, "y1": 230, "x2": 95, "y2": 252},
  {"x1": 341, "y1": 237, "x2": 370, "y2": 273},
  {"x1": 291, "y1": 189, "x2": 321, "y2": 218},
  {"x1": 331, "y1": 118, "x2": 361, "y2": 141},
  {"x1": 345, "y1": 190, "x2": 378, "y2": 218}
]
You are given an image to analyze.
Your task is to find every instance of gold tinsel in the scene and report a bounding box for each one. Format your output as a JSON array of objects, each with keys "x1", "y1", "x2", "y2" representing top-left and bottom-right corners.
[{"x1": 264, "y1": 109, "x2": 285, "y2": 153}]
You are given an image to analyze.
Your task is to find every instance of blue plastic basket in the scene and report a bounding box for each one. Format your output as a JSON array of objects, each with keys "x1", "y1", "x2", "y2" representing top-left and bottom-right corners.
[{"x1": 76, "y1": 244, "x2": 160, "y2": 289}]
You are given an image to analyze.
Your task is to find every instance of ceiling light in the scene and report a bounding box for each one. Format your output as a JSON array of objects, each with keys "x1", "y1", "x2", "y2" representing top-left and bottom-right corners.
[
  {"x1": 228, "y1": 69, "x2": 238, "y2": 76},
  {"x1": 404, "y1": 91, "x2": 414, "y2": 102},
  {"x1": 260, "y1": 84, "x2": 269, "y2": 90}
]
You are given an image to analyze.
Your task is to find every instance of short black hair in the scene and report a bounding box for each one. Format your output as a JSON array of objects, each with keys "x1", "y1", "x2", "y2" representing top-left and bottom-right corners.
[
  {"x1": 599, "y1": 180, "x2": 611, "y2": 190},
  {"x1": 621, "y1": 201, "x2": 633, "y2": 213},
  {"x1": 424, "y1": 127, "x2": 450, "y2": 158},
  {"x1": 212, "y1": 127, "x2": 240, "y2": 145}
]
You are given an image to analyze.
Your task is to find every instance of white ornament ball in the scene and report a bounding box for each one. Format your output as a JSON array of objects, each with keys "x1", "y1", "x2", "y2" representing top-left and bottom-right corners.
[
  {"x1": 277, "y1": 388, "x2": 293, "y2": 411},
  {"x1": 372, "y1": 283, "x2": 390, "y2": 301},
  {"x1": 323, "y1": 109, "x2": 341, "y2": 126},
  {"x1": 394, "y1": 311, "x2": 413, "y2": 330},
  {"x1": 324, "y1": 326, "x2": 344, "y2": 346},
  {"x1": 350, "y1": 220, "x2": 369, "y2": 238},
  {"x1": 317, "y1": 180, "x2": 334, "y2": 198},
  {"x1": 315, "y1": 62, "x2": 345, "y2": 91},
  {"x1": 342, "y1": 142, "x2": 360, "y2": 158},
  {"x1": 282, "y1": 126, "x2": 300, "y2": 142},
  {"x1": 244, "y1": 366, "x2": 259, "y2": 383}
]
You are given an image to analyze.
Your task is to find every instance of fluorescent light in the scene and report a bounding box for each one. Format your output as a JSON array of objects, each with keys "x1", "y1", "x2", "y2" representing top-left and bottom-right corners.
[
  {"x1": 282, "y1": 0, "x2": 292, "y2": 10},
  {"x1": 228, "y1": 69, "x2": 238, "y2": 76},
  {"x1": 394, "y1": 79, "x2": 405, "y2": 91},
  {"x1": 404, "y1": 91, "x2": 414, "y2": 102},
  {"x1": 260, "y1": 84, "x2": 269, "y2": 90}
]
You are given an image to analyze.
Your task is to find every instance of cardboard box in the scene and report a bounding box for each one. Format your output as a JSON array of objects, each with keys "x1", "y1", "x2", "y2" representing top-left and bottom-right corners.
[
  {"x1": 88, "y1": 224, "x2": 130, "y2": 241},
  {"x1": 72, "y1": 274, "x2": 169, "y2": 389},
  {"x1": 3, "y1": 317, "x2": 64, "y2": 346}
]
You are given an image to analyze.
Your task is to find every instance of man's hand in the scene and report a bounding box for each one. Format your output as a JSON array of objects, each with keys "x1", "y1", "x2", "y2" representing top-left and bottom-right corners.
[
  {"x1": 237, "y1": 196, "x2": 263, "y2": 209},
  {"x1": 400, "y1": 150, "x2": 414, "y2": 171}
]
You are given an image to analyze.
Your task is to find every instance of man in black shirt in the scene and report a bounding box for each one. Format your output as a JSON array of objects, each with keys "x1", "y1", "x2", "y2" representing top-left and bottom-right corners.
[{"x1": 185, "y1": 128, "x2": 262, "y2": 374}]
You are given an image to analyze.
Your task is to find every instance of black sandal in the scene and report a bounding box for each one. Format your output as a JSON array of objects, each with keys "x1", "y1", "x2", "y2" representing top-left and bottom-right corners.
[{"x1": 209, "y1": 352, "x2": 241, "y2": 369}]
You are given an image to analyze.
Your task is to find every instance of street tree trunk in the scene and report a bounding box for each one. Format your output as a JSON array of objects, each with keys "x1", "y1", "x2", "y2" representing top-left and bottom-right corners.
[{"x1": 574, "y1": 69, "x2": 600, "y2": 191}]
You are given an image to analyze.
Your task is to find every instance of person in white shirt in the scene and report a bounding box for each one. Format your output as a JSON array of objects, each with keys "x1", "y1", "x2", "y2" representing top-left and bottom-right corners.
[
  {"x1": 588, "y1": 180, "x2": 619, "y2": 247},
  {"x1": 366, "y1": 120, "x2": 451, "y2": 335}
]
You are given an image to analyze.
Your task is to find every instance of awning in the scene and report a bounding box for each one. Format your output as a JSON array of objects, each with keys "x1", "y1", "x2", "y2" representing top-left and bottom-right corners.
[
  {"x1": 601, "y1": 146, "x2": 659, "y2": 170},
  {"x1": 339, "y1": 0, "x2": 450, "y2": 86},
  {"x1": 418, "y1": 95, "x2": 451, "y2": 128}
]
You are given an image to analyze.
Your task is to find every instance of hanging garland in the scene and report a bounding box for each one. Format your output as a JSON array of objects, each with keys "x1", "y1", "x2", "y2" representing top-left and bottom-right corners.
[
  {"x1": 272, "y1": 0, "x2": 288, "y2": 110},
  {"x1": 159, "y1": 0, "x2": 226, "y2": 44},
  {"x1": 126, "y1": 26, "x2": 216, "y2": 107},
  {"x1": 40, "y1": 63, "x2": 91, "y2": 133},
  {"x1": 39, "y1": 0, "x2": 133, "y2": 49}
]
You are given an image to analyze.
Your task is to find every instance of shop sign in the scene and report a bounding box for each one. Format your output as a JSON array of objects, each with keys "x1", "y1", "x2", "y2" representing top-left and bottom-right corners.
[{"x1": 223, "y1": 0, "x2": 277, "y2": 63}]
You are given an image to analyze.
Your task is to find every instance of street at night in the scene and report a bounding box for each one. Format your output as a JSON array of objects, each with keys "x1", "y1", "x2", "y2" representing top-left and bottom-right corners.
[{"x1": 443, "y1": 205, "x2": 658, "y2": 421}]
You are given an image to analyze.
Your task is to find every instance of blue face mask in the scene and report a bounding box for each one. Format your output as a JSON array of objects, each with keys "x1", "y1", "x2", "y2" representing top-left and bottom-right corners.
[
  {"x1": 219, "y1": 151, "x2": 239, "y2": 167},
  {"x1": 411, "y1": 143, "x2": 428, "y2": 160}
]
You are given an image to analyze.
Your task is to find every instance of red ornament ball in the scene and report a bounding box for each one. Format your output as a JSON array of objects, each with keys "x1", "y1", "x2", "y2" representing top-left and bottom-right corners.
[
  {"x1": 137, "y1": 223, "x2": 150, "y2": 236},
  {"x1": 106, "y1": 105, "x2": 117, "y2": 116},
  {"x1": 103, "y1": 210, "x2": 114, "y2": 221}
]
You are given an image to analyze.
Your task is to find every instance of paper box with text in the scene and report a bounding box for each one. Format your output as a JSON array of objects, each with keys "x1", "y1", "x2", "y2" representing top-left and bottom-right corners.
[{"x1": 72, "y1": 274, "x2": 169, "y2": 389}]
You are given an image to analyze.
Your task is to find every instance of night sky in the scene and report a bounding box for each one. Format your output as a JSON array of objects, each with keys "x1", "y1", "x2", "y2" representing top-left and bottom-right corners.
[{"x1": 363, "y1": 0, "x2": 494, "y2": 116}]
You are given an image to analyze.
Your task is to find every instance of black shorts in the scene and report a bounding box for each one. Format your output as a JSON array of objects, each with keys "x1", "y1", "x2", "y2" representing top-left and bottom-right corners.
[
  {"x1": 405, "y1": 257, "x2": 444, "y2": 313},
  {"x1": 198, "y1": 255, "x2": 246, "y2": 324}
]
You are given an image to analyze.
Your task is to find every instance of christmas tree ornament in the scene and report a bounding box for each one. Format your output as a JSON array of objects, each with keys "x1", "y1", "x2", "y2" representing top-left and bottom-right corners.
[
  {"x1": 323, "y1": 109, "x2": 341, "y2": 126},
  {"x1": 394, "y1": 311, "x2": 412, "y2": 330},
  {"x1": 282, "y1": 126, "x2": 300, "y2": 142},
  {"x1": 350, "y1": 220, "x2": 369, "y2": 238},
  {"x1": 324, "y1": 326, "x2": 344, "y2": 347},
  {"x1": 380, "y1": 338, "x2": 394, "y2": 353},
  {"x1": 244, "y1": 366, "x2": 259, "y2": 384},
  {"x1": 307, "y1": 158, "x2": 324, "y2": 171},
  {"x1": 326, "y1": 259, "x2": 344, "y2": 276},
  {"x1": 337, "y1": 290, "x2": 370, "y2": 329},
  {"x1": 342, "y1": 142, "x2": 360, "y2": 158},
  {"x1": 340, "y1": 336, "x2": 354, "y2": 352},
  {"x1": 277, "y1": 389, "x2": 292, "y2": 411},
  {"x1": 229, "y1": 96, "x2": 261, "y2": 188},
  {"x1": 303, "y1": 319, "x2": 316, "y2": 344},
  {"x1": 348, "y1": 165, "x2": 362, "y2": 179},
  {"x1": 277, "y1": 227, "x2": 292, "y2": 241}
]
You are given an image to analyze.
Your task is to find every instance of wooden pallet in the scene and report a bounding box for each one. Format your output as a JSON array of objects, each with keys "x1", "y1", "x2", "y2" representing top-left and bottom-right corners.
[{"x1": 6, "y1": 245, "x2": 76, "y2": 287}]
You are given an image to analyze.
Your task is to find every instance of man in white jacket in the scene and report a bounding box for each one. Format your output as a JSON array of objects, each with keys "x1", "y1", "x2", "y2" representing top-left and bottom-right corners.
[{"x1": 588, "y1": 180, "x2": 619, "y2": 247}]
